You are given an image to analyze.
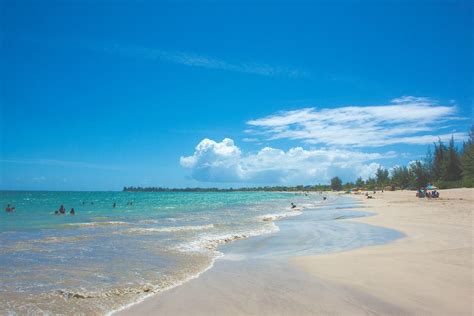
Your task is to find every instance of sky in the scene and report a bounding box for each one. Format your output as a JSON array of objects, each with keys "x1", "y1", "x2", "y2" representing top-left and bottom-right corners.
[{"x1": 0, "y1": 0, "x2": 472, "y2": 190}]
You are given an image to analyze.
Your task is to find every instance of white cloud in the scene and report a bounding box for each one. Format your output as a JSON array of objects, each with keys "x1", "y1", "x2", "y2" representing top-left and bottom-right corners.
[
  {"x1": 246, "y1": 96, "x2": 466, "y2": 147},
  {"x1": 180, "y1": 138, "x2": 394, "y2": 184},
  {"x1": 100, "y1": 43, "x2": 307, "y2": 78}
]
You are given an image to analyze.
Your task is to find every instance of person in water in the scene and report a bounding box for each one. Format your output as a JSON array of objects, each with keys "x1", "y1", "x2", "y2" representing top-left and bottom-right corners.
[
  {"x1": 70, "y1": 208, "x2": 75, "y2": 215},
  {"x1": 291, "y1": 202, "x2": 296, "y2": 209},
  {"x1": 59, "y1": 205, "x2": 66, "y2": 214},
  {"x1": 112, "y1": 202, "x2": 116, "y2": 208},
  {"x1": 5, "y1": 204, "x2": 15, "y2": 212}
]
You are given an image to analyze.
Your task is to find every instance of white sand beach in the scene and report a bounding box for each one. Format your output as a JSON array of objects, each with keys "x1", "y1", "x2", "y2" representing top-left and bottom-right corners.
[
  {"x1": 116, "y1": 188, "x2": 473, "y2": 315},
  {"x1": 293, "y1": 188, "x2": 473, "y2": 315}
]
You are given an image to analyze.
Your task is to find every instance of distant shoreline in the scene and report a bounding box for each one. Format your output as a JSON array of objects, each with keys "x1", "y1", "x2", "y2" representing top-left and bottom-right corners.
[{"x1": 122, "y1": 186, "x2": 331, "y2": 192}]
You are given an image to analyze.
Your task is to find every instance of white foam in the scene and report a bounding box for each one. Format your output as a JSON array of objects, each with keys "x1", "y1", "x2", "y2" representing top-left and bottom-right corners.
[
  {"x1": 66, "y1": 221, "x2": 129, "y2": 227},
  {"x1": 258, "y1": 210, "x2": 302, "y2": 222},
  {"x1": 177, "y1": 222, "x2": 280, "y2": 253},
  {"x1": 123, "y1": 224, "x2": 214, "y2": 234}
]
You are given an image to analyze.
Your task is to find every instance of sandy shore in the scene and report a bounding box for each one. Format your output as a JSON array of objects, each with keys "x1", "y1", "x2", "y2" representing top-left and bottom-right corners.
[
  {"x1": 116, "y1": 189, "x2": 473, "y2": 315},
  {"x1": 293, "y1": 188, "x2": 473, "y2": 315}
]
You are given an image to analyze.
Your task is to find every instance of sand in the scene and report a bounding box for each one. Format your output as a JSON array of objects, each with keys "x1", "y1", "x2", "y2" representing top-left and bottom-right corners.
[
  {"x1": 115, "y1": 188, "x2": 473, "y2": 315},
  {"x1": 293, "y1": 188, "x2": 473, "y2": 315}
]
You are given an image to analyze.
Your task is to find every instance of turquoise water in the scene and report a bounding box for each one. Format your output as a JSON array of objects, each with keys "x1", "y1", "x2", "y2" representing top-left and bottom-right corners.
[{"x1": 0, "y1": 191, "x2": 402, "y2": 315}]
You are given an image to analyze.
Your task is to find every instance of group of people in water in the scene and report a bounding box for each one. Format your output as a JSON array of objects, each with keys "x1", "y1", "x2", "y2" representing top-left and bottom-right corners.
[
  {"x1": 4, "y1": 200, "x2": 135, "y2": 216},
  {"x1": 54, "y1": 205, "x2": 75, "y2": 215},
  {"x1": 52, "y1": 201, "x2": 134, "y2": 215}
]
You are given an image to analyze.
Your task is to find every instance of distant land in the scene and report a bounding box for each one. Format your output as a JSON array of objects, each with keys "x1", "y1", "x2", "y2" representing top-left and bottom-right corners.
[{"x1": 122, "y1": 186, "x2": 331, "y2": 192}]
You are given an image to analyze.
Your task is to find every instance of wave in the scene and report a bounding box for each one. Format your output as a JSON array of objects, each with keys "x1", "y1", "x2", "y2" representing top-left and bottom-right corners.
[
  {"x1": 178, "y1": 222, "x2": 280, "y2": 253},
  {"x1": 122, "y1": 224, "x2": 214, "y2": 235},
  {"x1": 57, "y1": 285, "x2": 156, "y2": 300},
  {"x1": 258, "y1": 210, "x2": 302, "y2": 222},
  {"x1": 65, "y1": 221, "x2": 129, "y2": 227},
  {"x1": 1, "y1": 236, "x2": 93, "y2": 254},
  {"x1": 137, "y1": 219, "x2": 159, "y2": 224},
  {"x1": 37, "y1": 236, "x2": 92, "y2": 244}
]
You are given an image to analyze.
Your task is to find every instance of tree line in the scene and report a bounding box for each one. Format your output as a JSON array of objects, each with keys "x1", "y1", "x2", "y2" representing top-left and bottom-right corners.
[
  {"x1": 123, "y1": 184, "x2": 332, "y2": 192},
  {"x1": 330, "y1": 126, "x2": 474, "y2": 191}
]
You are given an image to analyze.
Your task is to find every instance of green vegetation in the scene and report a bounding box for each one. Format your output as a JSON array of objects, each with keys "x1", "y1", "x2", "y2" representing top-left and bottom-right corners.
[
  {"x1": 358, "y1": 125, "x2": 474, "y2": 190},
  {"x1": 123, "y1": 184, "x2": 332, "y2": 192},
  {"x1": 330, "y1": 176, "x2": 342, "y2": 191}
]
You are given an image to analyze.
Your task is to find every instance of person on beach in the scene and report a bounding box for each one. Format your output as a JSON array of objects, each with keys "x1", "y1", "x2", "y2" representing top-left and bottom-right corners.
[{"x1": 70, "y1": 208, "x2": 75, "y2": 215}]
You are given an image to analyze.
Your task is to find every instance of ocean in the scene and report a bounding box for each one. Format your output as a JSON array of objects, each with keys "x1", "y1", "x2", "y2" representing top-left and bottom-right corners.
[{"x1": 0, "y1": 191, "x2": 402, "y2": 314}]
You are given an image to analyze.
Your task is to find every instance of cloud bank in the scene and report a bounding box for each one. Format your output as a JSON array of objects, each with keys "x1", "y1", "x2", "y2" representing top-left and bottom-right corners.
[
  {"x1": 247, "y1": 96, "x2": 465, "y2": 147},
  {"x1": 180, "y1": 97, "x2": 467, "y2": 184},
  {"x1": 180, "y1": 138, "x2": 395, "y2": 184}
]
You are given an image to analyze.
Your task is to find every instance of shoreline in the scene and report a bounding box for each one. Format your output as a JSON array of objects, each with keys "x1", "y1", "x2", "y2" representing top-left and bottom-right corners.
[
  {"x1": 107, "y1": 254, "x2": 220, "y2": 316},
  {"x1": 114, "y1": 192, "x2": 407, "y2": 315},
  {"x1": 109, "y1": 197, "x2": 309, "y2": 315},
  {"x1": 115, "y1": 188, "x2": 473, "y2": 315}
]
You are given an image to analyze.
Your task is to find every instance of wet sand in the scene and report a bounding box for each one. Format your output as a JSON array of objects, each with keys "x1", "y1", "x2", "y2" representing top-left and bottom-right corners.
[
  {"x1": 116, "y1": 189, "x2": 473, "y2": 315},
  {"x1": 116, "y1": 258, "x2": 411, "y2": 315}
]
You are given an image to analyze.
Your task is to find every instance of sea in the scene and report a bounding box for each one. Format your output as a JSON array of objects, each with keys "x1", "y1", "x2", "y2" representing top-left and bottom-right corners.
[{"x1": 0, "y1": 191, "x2": 403, "y2": 315}]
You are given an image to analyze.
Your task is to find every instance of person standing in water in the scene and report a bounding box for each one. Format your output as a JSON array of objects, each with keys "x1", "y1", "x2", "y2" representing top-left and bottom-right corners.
[
  {"x1": 70, "y1": 208, "x2": 75, "y2": 215},
  {"x1": 112, "y1": 202, "x2": 116, "y2": 208}
]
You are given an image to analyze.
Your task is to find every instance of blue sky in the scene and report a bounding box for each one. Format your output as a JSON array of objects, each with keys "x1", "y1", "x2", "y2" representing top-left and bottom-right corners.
[{"x1": 0, "y1": 0, "x2": 472, "y2": 190}]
